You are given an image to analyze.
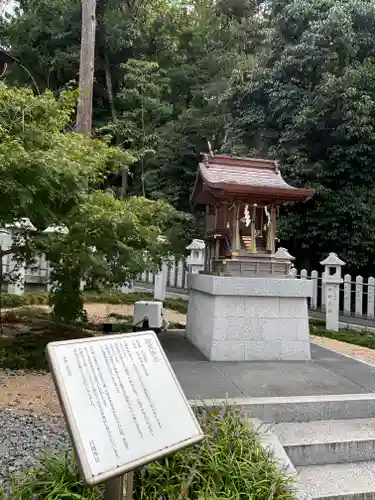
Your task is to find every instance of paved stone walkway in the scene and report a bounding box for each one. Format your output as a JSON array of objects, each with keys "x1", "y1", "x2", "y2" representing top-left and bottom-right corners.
[
  {"x1": 160, "y1": 332, "x2": 375, "y2": 399},
  {"x1": 311, "y1": 335, "x2": 375, "y2": 365}
]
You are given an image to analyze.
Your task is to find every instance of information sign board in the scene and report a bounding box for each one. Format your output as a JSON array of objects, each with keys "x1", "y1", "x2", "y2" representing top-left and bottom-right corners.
[{"x1": 47, "y1": 331, "x2": 204, "y2": 485}]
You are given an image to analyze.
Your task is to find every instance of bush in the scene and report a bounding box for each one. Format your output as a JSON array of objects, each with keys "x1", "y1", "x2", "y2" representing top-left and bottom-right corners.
[
  {"x1": 0, "y1": 290, "x2": 188, "y2": 314},
  {"x1": 1, "y1": 293, "x2": 24, "y2": 308},
  {"x1": 0, "y1": 291, "x2": 50, "y2": 308},
  {"x1": 1, "y1": 407, "x2": 296, "y2": 500},
  {"x1": 22, "y1": 292, "x2": 50, "y2": 306},
  {"x1": 310, "y1": 320, "x2": 375, "y2": 349},
  {"x1": 0, "y1": 453, "x2": 102, "y2": 500},
  {"x1": 83, "y1": 290, "x2": 188, "y2": 314},
  {"x1": 0, "y1": 324, "x2": 93, "y2": 371}
]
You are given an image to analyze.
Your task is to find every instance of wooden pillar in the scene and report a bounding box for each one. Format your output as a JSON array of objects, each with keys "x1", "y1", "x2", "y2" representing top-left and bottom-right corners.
[
  {"x1": 215, "y1": 237, "x2": 220, "y2": 259},
  {"x1": 223, "y1": 202, "x2": 228, "y2": 228},
  {"x1": 235, "y1": 204, "x2": 240, "y2": 252},
  {"x1": 250, "y1": 204, "x2": 257, "y2": 253},
  {"x1": 271, "y1": 205, "x2": 277, "y2": 254},
  {"x1": 231, "y1": 203, "x2": 237, "y2": 255},
  {"x1": 204, "y1": 241, "x2": 209, "y2": 271}
]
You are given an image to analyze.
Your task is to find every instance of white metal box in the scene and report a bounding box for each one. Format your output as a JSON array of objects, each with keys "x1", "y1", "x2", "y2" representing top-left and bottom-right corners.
[{"x1": 133, "y1": 301, "x2": 163, "y2": 330}]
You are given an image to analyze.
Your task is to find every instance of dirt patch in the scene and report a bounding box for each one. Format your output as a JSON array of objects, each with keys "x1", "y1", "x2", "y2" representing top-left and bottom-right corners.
[
  {"x1": 0, "y1": 302, "x2": 186, "y2": 418},
  {"x1": 0, "y1": 371, "x2": 60, "y2": 418}
]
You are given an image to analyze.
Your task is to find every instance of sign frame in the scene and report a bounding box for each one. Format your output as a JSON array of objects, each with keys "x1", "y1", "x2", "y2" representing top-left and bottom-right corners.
[{"x1": 46, "y1": 330, "x2": 204, "y2": 486}]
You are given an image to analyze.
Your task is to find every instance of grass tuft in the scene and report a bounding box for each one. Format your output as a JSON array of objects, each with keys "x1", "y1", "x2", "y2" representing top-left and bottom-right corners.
[
  {"x1": 0, "y1": 324, "x2": 93, "y2": 371},
  {"x1": 0, "y1": 407, "x2": 296, "y2": 500}
]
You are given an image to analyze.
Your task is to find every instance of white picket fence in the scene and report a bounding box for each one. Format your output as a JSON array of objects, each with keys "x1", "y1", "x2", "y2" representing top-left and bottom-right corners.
[
  {"x1": 138, "y1": 260, "x2": 189, "y2": 291},
  {"x1": 137, "y1": 260, "x2": 375, "y2": 321},
  {"x1": 3, "y1": 244, "x2": 375, "y2": 322}
]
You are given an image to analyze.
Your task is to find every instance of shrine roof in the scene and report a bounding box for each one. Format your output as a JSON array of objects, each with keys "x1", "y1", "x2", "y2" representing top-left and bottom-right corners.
[{"x1": 191, "y1": 154, "x2": 314, "y2": 204}]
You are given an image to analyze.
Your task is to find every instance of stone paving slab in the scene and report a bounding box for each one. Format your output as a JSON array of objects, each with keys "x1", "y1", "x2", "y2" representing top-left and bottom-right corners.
[
  {"x1": 158, "y1": 332, "x2": 374, "y2": 399},
  {"x1": 311, "y1": 343, "x2": 375, "y2": 392}
]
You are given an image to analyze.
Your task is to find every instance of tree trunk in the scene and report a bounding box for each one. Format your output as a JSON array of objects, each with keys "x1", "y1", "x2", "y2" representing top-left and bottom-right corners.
[
  {"x1": 103, "y1": 53, "x2": 128, "y2": 198},
  {"x1": 76, "y1": 0, "x2": 97, "y2": 135}
]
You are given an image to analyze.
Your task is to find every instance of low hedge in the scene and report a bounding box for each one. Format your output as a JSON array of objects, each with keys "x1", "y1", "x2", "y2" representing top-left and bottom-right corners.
[{"x1": 0, "y1": 290, "x2": 188, "y2": 314}]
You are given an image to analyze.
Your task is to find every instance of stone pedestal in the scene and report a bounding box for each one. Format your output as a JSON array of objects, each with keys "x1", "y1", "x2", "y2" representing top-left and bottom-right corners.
[{"x1": 186, "y1": 274, "x2": 312, "y2": 361}]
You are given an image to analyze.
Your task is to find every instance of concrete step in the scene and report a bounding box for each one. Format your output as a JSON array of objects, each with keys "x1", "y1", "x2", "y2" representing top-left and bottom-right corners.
[
  {"x1": 273, "y1": 418, "x2": 375, "y2": 466},
  {"x1": 298, "y1": 460, "x2": 375, "y2": 500},
  {"x1": 203, "y1": 394, "x2": 375, "y2": 423}
]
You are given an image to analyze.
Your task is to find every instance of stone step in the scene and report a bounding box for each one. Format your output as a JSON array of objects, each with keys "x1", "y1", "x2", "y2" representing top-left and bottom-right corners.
[
  {"x1": 273, "y1": 418, "x2": 375, "y2": 466},
  {"x1": 298, "y1": 460, "x2": 375, "y2": 500},
  {"x1": 220, "y1": 394, "x2": 375, "y2": 423}
]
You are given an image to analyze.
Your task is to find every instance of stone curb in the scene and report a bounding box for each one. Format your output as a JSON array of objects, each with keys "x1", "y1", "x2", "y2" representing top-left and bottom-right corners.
[
  {"x1": 189, "y1": 394, "x2": 375, "y2": 423},
  {"x1": 188, "y1": 400, "x2": 311, "y2": 500},
  {"x1": 253, "y1": 419, "x2": 312, "y2": 500}
]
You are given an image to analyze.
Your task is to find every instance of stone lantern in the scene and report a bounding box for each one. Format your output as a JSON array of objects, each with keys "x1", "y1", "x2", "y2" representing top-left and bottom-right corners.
[
  {"x1": 320, "y1": 252, "x2": 345, "y2": 332},
  {"x1": 186, "y1": 239, "x2": 205, "y2": 275},
  {"x1": 272, "y1": 247, "x2": 295, "y2": 276}
]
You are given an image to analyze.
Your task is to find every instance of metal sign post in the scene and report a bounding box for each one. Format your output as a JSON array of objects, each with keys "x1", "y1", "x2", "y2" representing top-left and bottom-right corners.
[
  {"x1": 103, "y1": 475, "x2": 124, "y2": 500},
  {"x1": 103, "y1": 471, "x2": 133, "y2": 500}
]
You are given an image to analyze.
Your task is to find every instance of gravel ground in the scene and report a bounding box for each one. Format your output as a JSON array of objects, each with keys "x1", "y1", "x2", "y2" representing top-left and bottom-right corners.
[{"x1": 0, "y1": 408, "x2": 69, "y2": 483}]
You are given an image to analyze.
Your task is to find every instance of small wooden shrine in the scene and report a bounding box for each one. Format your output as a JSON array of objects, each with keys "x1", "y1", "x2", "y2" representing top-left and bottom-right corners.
[{"x1": 191, "y1": 154, "x2": 314, "y2": 276}]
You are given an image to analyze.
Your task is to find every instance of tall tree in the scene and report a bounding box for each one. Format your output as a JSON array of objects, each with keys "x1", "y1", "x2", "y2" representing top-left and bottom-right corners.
[
  {"x1": 76, "y1": 0, "x2": 96, "y2": 134},
  {"x1": 0, "y1": 0, "x2": 266, "y2": 212},
  {"x1": 0, "y1": 83, "x2": 191, "y2": 321},
  {"x1": 226, "y1": 0, "x2": 375, "y2": 273}
]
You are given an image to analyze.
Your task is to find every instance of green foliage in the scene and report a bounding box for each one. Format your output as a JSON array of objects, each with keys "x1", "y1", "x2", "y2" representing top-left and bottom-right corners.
[
  {"x1": 0, "y1": 293, "x2": 24, "y2": 308},
  {"x1": 0, "y1": 84, "x2": 128, "y2": 229},
  {"x1": 1, "y1": 453, "x2": 102, "y2": 500},
  {"x1": 109, "y1": 59, "x2": 174, "y2": 196},
  {"x1": 50, "y1": 274, "x2": 87, "y2": 325},
  {"x1": 0, "y1": 290, "x2": 188, "y2": 314},
  {"x1": 226, "y1": 0, "x2": 375, "y2": 273},
  {"x1": 0, "y1": 322, "x2": 93, "y2": 371},
  {"x1": 0, "y1": 82, "x2": 191, "y2": 323},
  {"x1": 1, "y1": 292, "x2": 49, "y2": 308},
  {"x1": 0, "y1": 0, "x2": 263, "y2": 212},
  {"x1": 82, "y1": 290, "x2": 188, "y2": 314},
  {"x1": 311, "y1": 320, "x2": 375, "y2": 349},
  {"x1": 1, "y1": 407, "x2": 295, "y2": 500},
  {"x1": 44, "y1": 192, "x2": 192, "y2": 322}
]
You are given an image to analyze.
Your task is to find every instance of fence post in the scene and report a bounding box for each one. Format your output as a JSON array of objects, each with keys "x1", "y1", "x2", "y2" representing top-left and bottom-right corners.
[
  {"x1": 355, "y1": 276, "x2": 363, "y2": 317},
  {"x1": 300, "y1": 269, "x2": 308, "y2": 280},
  {"x1": 168, "y1": 258, "x2": 176, "y2": 288},
  {"x1": 321, "y1": 271, "x2": 326, "y2": 310},
  {"x1": 121, "y1": 282, "x2": 134, "y2": 294},
  {"x1": 320, "y1": 253, "x2": 345, "y2": 332},
  {"x1": 311, "y1": 270, "x2": 318, "y2": 309},
  {"x1": 368, "y1": 277, "x2": 375, "y2": 319},
  {"x1": 290, "y1": 267, "x2": 297, "y2": 278},
  {"x1": 343, "y1": 274, "x2": 351, "y2": 316},
  {"x1": 176, "y1": 260, "x2": 184, "y2": 288},
  {"x1": 154, "y1": 261, "x2": 168, "y2": 300}
]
